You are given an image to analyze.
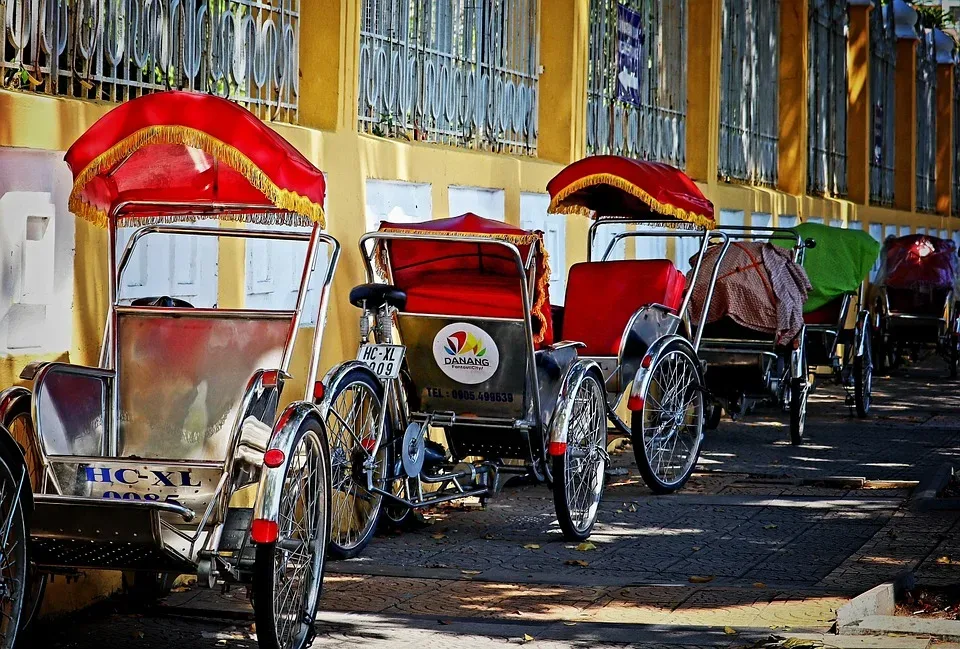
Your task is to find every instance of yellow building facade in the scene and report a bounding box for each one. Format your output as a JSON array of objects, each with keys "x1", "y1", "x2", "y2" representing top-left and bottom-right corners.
[{"x1": 0, "y1": 0, "x2": 955, "y2": 613}]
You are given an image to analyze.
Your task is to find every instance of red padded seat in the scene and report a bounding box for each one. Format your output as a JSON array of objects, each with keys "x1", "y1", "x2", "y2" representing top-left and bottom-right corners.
[
  {"x1": 402, "y1": 271, "x2": 554, "y2": 348},
  {"x1": 563, "y1": 260, "x2": 687, "y2": 356},
  {"x1": 803, "y1": 296, "x2": 845, "y2": 326}
]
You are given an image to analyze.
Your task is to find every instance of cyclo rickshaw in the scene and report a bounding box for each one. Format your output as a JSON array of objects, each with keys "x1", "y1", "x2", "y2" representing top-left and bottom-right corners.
[
  {"x1": 691, "y1": 225, "x2": 815, "y2": 445},
  {"x1": 0, "y1": 91, "x2": 379, "y2": 649},
  {"x1": 872, "y1": 233, "x2": 960, "y2": 377},
  {"x1": 544, "y1": 156, "x2": 729, "y2": 494},
  {"x1": 323, "y1": 157, "x2": 729, "y2": 559},
  {"x1": 776, "y1": 222, "x2": 879, "y2": 417}
]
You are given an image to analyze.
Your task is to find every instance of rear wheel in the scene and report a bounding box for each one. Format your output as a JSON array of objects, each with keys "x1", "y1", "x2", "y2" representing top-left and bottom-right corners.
[
  {"x1": 0, "y1": 398, "x2": 44, "y2": 635},
  {"x1": 0, "y1": 439, "x2": 28, "y2": 649},
  {"x1": 252, "y1": 418, "x2": 329, "y2": 649},
  {"x1": 632, "y1": 344, "x2": 704, "y2": 494},
  {"x1": 324, "y1": 368, "x2": 386, "y2": 559},
  {"x1": 552, "y1": 371, "x2": 606, "y2": 541},
  {"x1": 854, "y1": 327, "x2": 873, "y2": 418}
]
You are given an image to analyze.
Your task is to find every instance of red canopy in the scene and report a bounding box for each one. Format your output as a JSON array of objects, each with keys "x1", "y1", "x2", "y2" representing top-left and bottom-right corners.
[
  {"x1": 65, "y1": 91, "x2": 325, "y2": 228},
  {"x1": 547, "y1": 155, "x2": 715, "y2": 229},
  {"x1": 378, "y1": 213, "x2": 554, "y2": 346}
]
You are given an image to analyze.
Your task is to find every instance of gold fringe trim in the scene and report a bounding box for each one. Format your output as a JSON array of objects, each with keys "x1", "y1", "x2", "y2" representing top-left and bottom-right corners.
[
  {"x1": 373, "y1": 227, "x2": 553, "y2": 345},
  {"x1": 69, "y1": 125, "x2": 325, "y2": 228},
  {"x1": 547, "y1": 172, "x2": 714, "y2": 229}
]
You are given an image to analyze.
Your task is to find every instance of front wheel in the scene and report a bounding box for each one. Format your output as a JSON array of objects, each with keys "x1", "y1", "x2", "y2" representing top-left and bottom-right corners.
[
  {"x1": 631, "y1": 343, "x2": 704, "y2": 494},
  {"x1": 789, "y1": 376, "x2": 809, "y2": 445},
  {"x1": 323, "y1": 367, "x2": 386, "y2": 560},
  {"x1": 252, "y1": 418, "x2": 330, "y2": 649},
  {"x1": 1, "y1": 396, "x2": 45, "y2": 635},
  {"x1": 0, "y1": 441, "x2": 28, "y2": 649},
  {"x1": 854, "y1": 327, "x2": 873, "y2": 418},
  {"x1": 552, "y1": 371, "x2": 607, "y2": 541}
]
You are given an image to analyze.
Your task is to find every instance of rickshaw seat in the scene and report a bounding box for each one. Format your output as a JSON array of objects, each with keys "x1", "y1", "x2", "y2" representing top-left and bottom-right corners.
[
  {"x1": 402, "y1": 270, "x2": 554, "y2": 347},
  {"x1": 563, "y1": 260, "x2": 686, "y2": 356},
  {"x1": 803, "y1": 296, "x2": 845, "y2": 326},
  {"x1": 350, "y1": 283, "x2": 407, "y2": 310},
  {"x1": 886, "y1": 286, "x2": 950, "y2": 316}
]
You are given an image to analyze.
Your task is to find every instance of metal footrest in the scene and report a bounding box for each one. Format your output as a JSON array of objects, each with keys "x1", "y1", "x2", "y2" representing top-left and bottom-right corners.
[{"x1": 31, "y1": 495, "x2": 195, "y2": 572}]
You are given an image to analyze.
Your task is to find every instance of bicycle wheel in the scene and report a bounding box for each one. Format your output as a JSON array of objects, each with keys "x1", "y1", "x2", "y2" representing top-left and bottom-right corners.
[
  {"x1": 552, "y1": 370, "x2": 606, "y2": 541},
  {"x1": 1, "y1": 397, "x2": 44, "y2": 635},
  {"x1": 324, "y1": 368, "x2": 386, "y2": 559},
  {"x1": 252, "y1": 417, "x2": 329, "y2": 649},
  {"x1": 631, "y1": 342, "x2": 704, "y2": 494},
  {"x1": 0, "y1": 445, "x2": 28, "y2": 649},
  {"x1": 854, "y1": 327, "x2": 873, "y2": 418}
]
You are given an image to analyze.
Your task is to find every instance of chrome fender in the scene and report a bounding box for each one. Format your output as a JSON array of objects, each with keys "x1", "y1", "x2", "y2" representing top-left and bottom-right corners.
[
  {"x1": 251, "y1": 401, "x2": 325, "y2": 543},
  {"x1": 0, "y1": 386, "x2": 30, "y2": 422},
  {"x1": 627, "y1": 335, "x2": 703, "y2": 411},
  {"x1": 547, "y1": 359, "x2": 603, "y2": 451},
  {"x1": 790, "y1": 327, "x2": 807, "y2": 380},
  {"x1": 853, "y1": 309, "x2": 872, "y2": 357},
  {"x1": 317, "y1": 360, "x2": 382, "y2": 412}
]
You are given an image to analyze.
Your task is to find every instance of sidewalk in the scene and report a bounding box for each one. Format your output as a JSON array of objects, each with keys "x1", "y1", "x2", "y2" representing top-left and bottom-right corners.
[{"x1": 34, "y1": 362, "x2": 960, "y2": 648}]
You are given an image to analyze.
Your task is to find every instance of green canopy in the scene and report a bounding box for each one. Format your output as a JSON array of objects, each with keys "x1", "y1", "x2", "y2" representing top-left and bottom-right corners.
[{"x1": 772, "y1": 222, "x2": 880, "y2": 312}]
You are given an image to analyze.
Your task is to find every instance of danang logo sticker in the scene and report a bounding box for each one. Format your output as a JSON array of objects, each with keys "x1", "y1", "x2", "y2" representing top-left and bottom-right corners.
[{"x1": 433, "y1": 323, "x2": 500, "y2": 384}]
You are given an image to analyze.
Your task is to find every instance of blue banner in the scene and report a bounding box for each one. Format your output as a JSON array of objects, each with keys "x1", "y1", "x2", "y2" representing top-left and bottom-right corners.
[{"x1": 616, "y1": 4, "x2": 644, "y2": 107}]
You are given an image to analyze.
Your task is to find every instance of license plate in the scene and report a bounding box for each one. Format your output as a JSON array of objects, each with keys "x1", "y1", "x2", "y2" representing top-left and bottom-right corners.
[{"x1": 357, "y1": 344, "x2": 405, "y2": 380}]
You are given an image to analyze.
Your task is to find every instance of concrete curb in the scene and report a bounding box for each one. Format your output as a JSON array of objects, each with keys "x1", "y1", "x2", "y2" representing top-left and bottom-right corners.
[
  {"x1": 908, "y1": 463, "x2": 955, "y2": 511},
  {"x1": 832, "y1": 573, "x2": 960, "y2": 644},
  {"x1": 835, "y1": 572, "x2": 916, "y2": 630}
]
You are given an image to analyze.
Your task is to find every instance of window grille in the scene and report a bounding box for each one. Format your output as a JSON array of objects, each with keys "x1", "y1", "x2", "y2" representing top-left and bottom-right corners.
[
  {"x1": 916, "y1": 28, "x2": 937, "y2": 214},
  {"x1": 0, "y1": 0, "x2": 300, "y2": 123},
  {"x1": 586, "y1": 0, "x2": 687, "y2": 167},
  {"x1": 868, "y1": 0, "x2": 896, "y2": 206},
  {"x1": 357, "y1": 0, "x2": 539, "y2": 155},
  {"x1": 807, "y1": 0, "x2": 849, "y2": 197},
  {"x1": 718, "y1": 0, "x2": 780, "y2": 186}
]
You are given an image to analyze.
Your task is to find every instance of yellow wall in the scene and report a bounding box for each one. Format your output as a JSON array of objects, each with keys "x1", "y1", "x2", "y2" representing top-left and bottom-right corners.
[{"x1": 1, "y1": 0, "x2": 958, "y2": 615}]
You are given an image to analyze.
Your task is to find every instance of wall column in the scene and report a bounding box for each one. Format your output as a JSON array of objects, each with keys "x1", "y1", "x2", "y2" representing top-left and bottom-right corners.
[
  {"x1": 685, "y1": 0, "x2": 722, "y2": 183},
  {"x1": 299, "y1": 0, "x2": 362, "y2": 132},
  {"x1": 778, "y1": 0, "x2": 809, "y2": 197},
  {"x1": 893, "y1": 37, "x2": 918, "y2": 213},
  {"x1": 538, "y1": 0, "x2": 590, "y2": 164},
  {"x1": 846, "y1": 0, "x2": 872, "y2": 205}
]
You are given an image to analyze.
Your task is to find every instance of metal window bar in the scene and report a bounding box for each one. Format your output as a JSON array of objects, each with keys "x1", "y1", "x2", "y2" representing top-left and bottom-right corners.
[
  {"x1": 718, "y1": 0, "x2": 780, "y2": 186},
  {"x1": 807, "y1": 0, "x2": 849, "y2": 197},
  {"x1": 916, "y1": 28, "x2": 937, "y2": 214},
  {"x1": 0, "y1": 0, "x2": 300, "y2": 123},
  {"x1": 585, "y1": 0, "x2": 687, "y2": 168},
  {"x1": 868, "y1": 0, "x2": 895, "y2": 206},
  {"x1": 357, "y1": 0, "x2": 539, "y2": 155}
]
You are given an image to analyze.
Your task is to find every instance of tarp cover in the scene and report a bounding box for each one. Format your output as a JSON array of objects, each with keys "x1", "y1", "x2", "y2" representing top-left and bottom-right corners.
[
  {"x1": 688, "y1": 242, "x2": 811, "y2": 344},
  {"x1": 876, "y1": 234, "x2": 958, "y2": 291},
  {"x1": 772, "y1": 222, "x2": 880, "y2": 312},
  {"x1": 377, "y1": 213, "x2": 553, "y2": 346}
]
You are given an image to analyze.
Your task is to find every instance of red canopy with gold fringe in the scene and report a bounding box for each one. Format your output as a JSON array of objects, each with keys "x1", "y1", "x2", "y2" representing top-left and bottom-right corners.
[
  {"x1": 64, "y1": 90, "x2": 325, "y2": 228},
  {"x1": 377, "y1": 213, "x2": 554, "y2": 347},
  {"x1": 547, "y1": 155, "x2": 715, "y2": 229}
]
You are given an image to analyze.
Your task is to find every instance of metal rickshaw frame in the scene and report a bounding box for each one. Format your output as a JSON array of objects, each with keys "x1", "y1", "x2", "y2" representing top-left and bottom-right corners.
[
  {"x1": 871, "y1": 239, "x2": 960, "y2": 377},
  {"x1": 2, "y1": 199, "x2": 340, "y2": 573},
  {"x1": 804, "y1": 284, "x2": 874, "y2": 416},
  {"x1": 339, "y1": 225, "x2": 610, "y2": 543},
  {"x1": 543, "y1": 155, "x2": 732, "y2": 493},
  {"x1": 694, "y1": 224, "x2": 813, "y2": 443},
  {"x1": 0, "y1": 90, "x2": 352, "y2": 649}
]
